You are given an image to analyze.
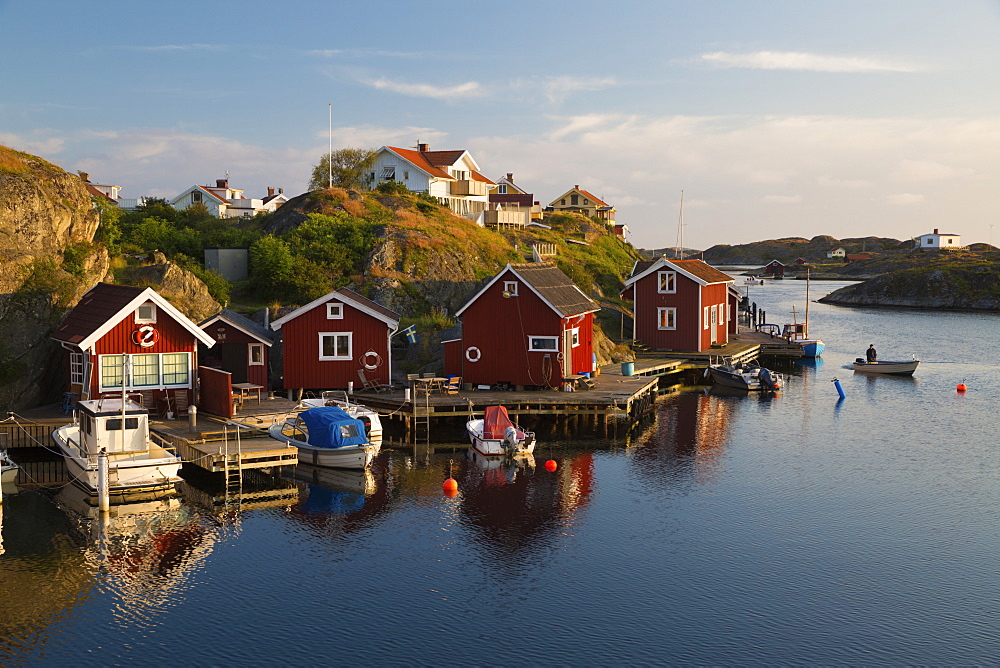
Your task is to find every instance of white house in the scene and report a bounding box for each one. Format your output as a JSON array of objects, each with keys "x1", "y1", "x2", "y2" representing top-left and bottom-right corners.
[
  {"x1": 915, "y1": 228, "x2": 962, "y2": 250},
  {"x1": 370, "y1": 144, "x2": 493, "y2": 219},
  {"x1": 826, "y1": 246, "x2": 846, "y2": 259},
  {"x1": 169, "y1": 179, "x2": 288, "y2": 218}
]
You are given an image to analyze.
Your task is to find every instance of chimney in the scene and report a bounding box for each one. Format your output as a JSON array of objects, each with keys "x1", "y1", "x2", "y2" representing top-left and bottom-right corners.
[
  {"x1": 278, "y1": 187, "x2": 283, "y2": 194},
  {"x1": 417, "y1": 143, "x2": 429, "y2": 152},
  {"x1": 267, "y1": 187, "x2": 275, "y2": 197},
  {"x1": 574, "y1": 184, "x2": 580, "y2": 189},
  {"x1": 217, "y1": 179, "x2": 228, "y2": 188},
  {"x1": 933, "y1": 228, "x2": 939, "y2": 234},
  {"x1": 79, "y1": 172, "x2": 90, "y2": 183},
  {"x1": 506, "y1": 172, "x2": 513, "y2": 182}
]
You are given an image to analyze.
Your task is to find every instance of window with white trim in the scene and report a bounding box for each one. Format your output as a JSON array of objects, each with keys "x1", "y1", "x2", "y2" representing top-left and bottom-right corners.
[
  {"x1": 70, "y1": 353, "x2": 84, "y2": 386},
  {"x1": 711, "y1": 305, "x2": 718, "y2": 327},
  {"x1": 528, "y1": 336, "x2": 559, "y2": 352},
  {"x1": 249, "y1": 343, "x2": 264, "y2": 366},
  {"x1": 503, "y1": 281, "x2": 518, "y2": 296},
  {"x1": 704, "y1": 307, "x2": 710, "y2": 329},
  {"x1": 718, "y1": 304, "x2": 725, "y2": 325},
  {"x1": 497, "y1": 184, "x2": 507, "y2": 194},
  {"x1": 657, "y1": 271, "x2": 676, "y2": 293},
  {"x1": 326, "y1": 302, "x2": 343, "y2": 319},
  {"x1": 657, "y1": 307, "x2": 676, "y2": 330},
  {"x1": 381, "y1": 166, "x2": 395, "y2": 180},
  {"x1": 98, "y1": 352, "x2": 190, "y2": 390},
  {"x1": 131, "y1": 354, "x2": 159, "y2": 387},
  {"x1": 135, "y1": 303, "x2": 157, "y2": 323},
  {"x1": 162, "y1": 353, "x2": 190, "y2": 386},
  {"x1": 319, "y1": 332, "x2": 352, "y2": 360},
  {"x1": 571, "y1": 328, "x2": 580, "y2": 347}
]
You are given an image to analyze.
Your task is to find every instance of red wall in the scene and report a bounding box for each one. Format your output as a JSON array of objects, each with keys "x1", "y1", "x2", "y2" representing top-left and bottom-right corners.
[
  {"x1": 280, "y1": 299, "x2": 391, "y2": 390},
  {"x1": 199, "y1": 366, "x2": 234, "y2": 418},
  {"x1": 458, "y1": 272, "x2": 594, "y2": 388},
  {"x1": 201, "y1": 322, "x2": 270, "y2": 388},
  {"x1": 631, "y1": 273, "x2": 730, "y2": 352}
]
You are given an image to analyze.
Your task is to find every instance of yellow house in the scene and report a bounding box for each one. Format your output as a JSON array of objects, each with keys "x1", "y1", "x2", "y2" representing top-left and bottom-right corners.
[{"x1": 548, "y1": 185, "x2": 615, "y2": 223}]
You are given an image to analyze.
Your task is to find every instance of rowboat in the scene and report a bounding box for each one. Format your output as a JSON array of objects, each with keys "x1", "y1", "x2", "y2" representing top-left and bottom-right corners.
[{"x1": 852, "y1": 358, "x2": 919, "y2": 376}]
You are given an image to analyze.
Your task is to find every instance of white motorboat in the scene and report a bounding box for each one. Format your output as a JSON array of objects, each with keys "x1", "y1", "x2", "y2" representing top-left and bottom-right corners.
[
  {"x1": 0, "y1": 451, "x2": 19, "y2": 485},
  {"x1": 852, "y1": 358, "x2": 920, "y2": 376},
  {"x1": 707, "y1": 358, "x2": 783, "y2": 392},
  {"x1": 269, "y1": 406, "x2": 379, "y2": 469},
  {"x1": 52, "y1": 396, "x2": 182, "y2": 497},
  {"x1": 299, "y1": 391, "x2": 382, "y2": 441},
  {"x1": 466, "y1": 406, "x2": 536, "y2": 457}
]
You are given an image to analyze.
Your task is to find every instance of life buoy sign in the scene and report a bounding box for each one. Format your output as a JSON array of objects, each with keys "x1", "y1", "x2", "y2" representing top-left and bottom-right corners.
[
  {"x1": 362, "y1": 350, "x2": 382, "y2": 370},
  {"x1": 132, "y1": 325, "x2": 159, "y2": 348},
  {"x1": 465, "y1": 346, "x2": 481, "y2": 363}
]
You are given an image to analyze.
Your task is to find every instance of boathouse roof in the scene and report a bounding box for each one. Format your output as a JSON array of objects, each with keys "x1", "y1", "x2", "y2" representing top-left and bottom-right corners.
[
  {"x1": 52, "y1": 282, "x2": 216, "y2": 350},
  {"x1": 455, "y1": 262, "x2": 600, "y2": 318},
  {"x1": 624, "y1": 258, "x2": 734, "y2": 287},
  {"x1": 269, "y1": 287, "x2": 401, "y2": 330},
  {"x1": 199, "y1": 308, "x2": 274, "y2": 346}
]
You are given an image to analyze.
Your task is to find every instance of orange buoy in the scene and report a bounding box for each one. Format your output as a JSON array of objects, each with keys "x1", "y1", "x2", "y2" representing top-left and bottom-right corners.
[
  {"x1": 545, "y1": 460, "x2": 557, "y2": 472},
  {"x1": 443, "y1": 488, "x2": 459, "y2": 498},
  {"x1": 442, "y1": 478, "x2": 458, "y2": 491},
  {"x1": 957, "y1": 383, "x2": 967, "y2": 392}
]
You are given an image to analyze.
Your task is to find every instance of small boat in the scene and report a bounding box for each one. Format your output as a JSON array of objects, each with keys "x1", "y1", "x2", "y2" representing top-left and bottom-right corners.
[
  {"x1": 781, "y1": 323, "x2": 825, "y2": 358},
  {"x1": 269, "y1": 406, "x2": 379, "y2": 469},
  {"x1": 707, "y1": 358, "x2": 783, "y2": 391},
  {"x1": 52, "y1": 396, "x2": 182, "y2": 497},
  {"x1": 466, "y1": 406, "x2": 536, "y2": 457},
  {"x1": 299, "y1": 391, "x2": 383, "y2": 441},
  {"x1": 852, "y1": 358, "x2": 920, "y2": 376},
  {"x1": 0, "y1": 451, "x2": 19, "y2": 485}
]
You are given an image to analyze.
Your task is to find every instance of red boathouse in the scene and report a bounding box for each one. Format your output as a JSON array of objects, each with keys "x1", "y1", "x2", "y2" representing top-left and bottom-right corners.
[
  {"x1": 199, "y1": 307, "x2": 274, "y2": 389},
  {"x1": 269, "y1": 288, "x2": 400, "y2": 392},
  {"x1": 621, "y1": 258, "x2": 735, "y2": 352},
  {"x1": 51, "y1": 283, "x2": 216, "y2": 405},
  {"x1": 445, "y1": 263, "x2": 600, "y2": 388}
]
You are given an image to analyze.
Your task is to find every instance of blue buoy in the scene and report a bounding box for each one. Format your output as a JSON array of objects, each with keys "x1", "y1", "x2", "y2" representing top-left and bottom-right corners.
[{"x1": 832, "y1": 378, "x2": 846, "y2": 399}]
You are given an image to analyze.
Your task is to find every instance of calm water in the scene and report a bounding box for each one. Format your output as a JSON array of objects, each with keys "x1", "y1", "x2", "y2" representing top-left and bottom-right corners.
[{"x1": 1, "y1": 280, "x2": 998, "y2": 665}]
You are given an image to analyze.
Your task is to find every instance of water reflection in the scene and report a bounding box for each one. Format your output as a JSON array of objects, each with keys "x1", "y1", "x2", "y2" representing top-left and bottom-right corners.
[{"x1": 284, "y1": 456, "x2": 393, "y2": 536}]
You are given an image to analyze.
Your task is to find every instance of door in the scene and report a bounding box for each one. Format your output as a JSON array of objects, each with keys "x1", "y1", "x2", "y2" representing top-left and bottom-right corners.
[{"x1": 561, "y1": 329, "x2": 574, "y2": 377}]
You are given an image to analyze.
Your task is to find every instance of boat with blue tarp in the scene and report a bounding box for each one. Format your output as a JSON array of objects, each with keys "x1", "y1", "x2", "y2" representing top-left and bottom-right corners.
[{"x1": 269, "y1": 406, "x2": 379, "y2": 469}]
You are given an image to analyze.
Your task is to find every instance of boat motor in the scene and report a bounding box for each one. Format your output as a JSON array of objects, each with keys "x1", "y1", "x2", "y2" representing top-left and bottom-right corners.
[{"x1": 503, "y1": 425, "x2": 519, "y2": 450}]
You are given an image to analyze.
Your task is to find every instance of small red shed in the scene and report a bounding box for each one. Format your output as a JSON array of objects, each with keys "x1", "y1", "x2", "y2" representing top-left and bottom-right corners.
[
  {"x1": 762, "y1": 260, "x2": 785, "y2": 277},
  {"x1": 51, "y1": 282, "x2": 216, "y2": 405},
  {"x1": 621, "y1": 258, "x2": 735, "y2": 352},
  {"x1": 446, "y1": 263, "x2": 600, "y2": 388},
  {"x1": 269, "y1": 288, "x2": 400, "y2": 392},
  {"x1": 199, "y1": 307, "x2": 274, "y2": 389}
]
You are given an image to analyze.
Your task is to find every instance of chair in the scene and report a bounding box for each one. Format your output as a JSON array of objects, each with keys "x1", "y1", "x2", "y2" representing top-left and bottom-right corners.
[
  {"x1": 421, "y1": 373, "x2": 435, "y2": 378},
  {"x1": 406, "y1": 373, "x2": 420, "y2": 382},
  {"x1": 442, "y1": 376, "x2": 461, "y2": 395},
  {"x1": 357, "y1": 369, "x2": 390, "y2": 393},
  {"x1": 172, "y1": 389, "x2": 190, "y2": 418}
]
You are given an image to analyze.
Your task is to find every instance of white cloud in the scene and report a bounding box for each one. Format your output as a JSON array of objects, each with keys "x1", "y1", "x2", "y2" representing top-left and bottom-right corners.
[
  {"x1": 885, "y1": 193, "x2": 925, "y2": 206},
  {"x1": 891, "y1": 159, "x2": 975, "y2": 182},
  {"x1": 759, "y1": 195, "x2": 802, "y2": 204},
  {"x1": 817, "y1": 175, "x2": 871, "y2": 188},
  {"x1": 698, "y1": 51, "x2": 920, "y2": 73},
  {"x1": 512, "y1": 76, "x2": 617, "y2": 104},
  {"x1": 0, "y1": 131, "x2": 65, "y2": 156},
  {"x1": 364, "y1": 78, "x2": 484, "y2": 99}
]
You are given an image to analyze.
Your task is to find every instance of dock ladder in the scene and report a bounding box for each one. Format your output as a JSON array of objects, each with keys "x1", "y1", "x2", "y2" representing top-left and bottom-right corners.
[
  {"x1": 412, "y1": 386, "x2": 432, "y2": 445},
  {"x1": 222, "y1": 426, "x2": 244, "y2": 512}
]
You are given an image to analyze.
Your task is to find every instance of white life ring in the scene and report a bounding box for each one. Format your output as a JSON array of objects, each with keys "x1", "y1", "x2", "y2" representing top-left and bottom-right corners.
[
  {"x1": 132, "y1": 325, "x2": 159, "y2": 348},
  {"x1": 556, "y1": 351, "x2": 564, "y2": 362},
  {"x1": 465, "y1": 346, "x2": 481, "y2": 363},
  {"x1": 362, "y1": 351, "x2": 382, "y2": 370}
]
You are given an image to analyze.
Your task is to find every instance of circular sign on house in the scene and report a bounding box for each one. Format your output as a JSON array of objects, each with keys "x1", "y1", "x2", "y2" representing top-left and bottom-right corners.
[{"x1": 132, "y1": 325, "x2": 159, "y2": 348}]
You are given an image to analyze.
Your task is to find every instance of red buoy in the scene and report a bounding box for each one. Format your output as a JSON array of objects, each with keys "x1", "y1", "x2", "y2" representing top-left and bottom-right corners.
[
  {"x1": 545, "y1": 460, "x2": 557, "y2": 472},
  {"x1": 957, "y1": 383, "x2": 967, "y2": 392},
  {"x1": 443, "y1": 478, "x2": 458, "y2": 491},
  {"x1": 443, "y1": 488, "x2": 459, "y2": 498}
]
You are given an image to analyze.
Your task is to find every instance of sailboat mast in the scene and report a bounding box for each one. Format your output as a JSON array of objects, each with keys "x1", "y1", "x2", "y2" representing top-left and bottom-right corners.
[
  {"x1": 674, "y1": 190, "x2": 684, "y2": 259},
  {"x1": 805, "y1": 267, "x2": 811, "y2": 338}
]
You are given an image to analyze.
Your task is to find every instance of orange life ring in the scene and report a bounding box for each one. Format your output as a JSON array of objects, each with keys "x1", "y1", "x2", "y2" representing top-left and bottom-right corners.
[{"x1": 133, "y1": 325, "x2": 159, "y2": 348}]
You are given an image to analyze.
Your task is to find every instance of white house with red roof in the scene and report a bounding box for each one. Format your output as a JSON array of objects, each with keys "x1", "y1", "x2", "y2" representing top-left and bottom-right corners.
[
  {"x1": 371, "y1": 144, "x2": 493, "y2": 219},
  {"x1": 548, "y1": 185, "x2": 616, "y2": 224},
  {"x1": 169, "y1": 179, "x2": 288, "y2": 218},
  {"x1": 915, "y1": 228, "x2": 962, "y2": 250}
]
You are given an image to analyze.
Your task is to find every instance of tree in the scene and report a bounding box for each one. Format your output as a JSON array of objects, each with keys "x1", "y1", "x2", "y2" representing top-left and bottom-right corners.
[{"x1": 308, "y1": 147, "x2": 378, "y2": 191}]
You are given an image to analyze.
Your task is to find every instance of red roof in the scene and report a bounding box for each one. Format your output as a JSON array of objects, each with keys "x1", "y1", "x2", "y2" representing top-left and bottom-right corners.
[{"x1": 576, "y1": 188, "x2": 610, "y2": 208}]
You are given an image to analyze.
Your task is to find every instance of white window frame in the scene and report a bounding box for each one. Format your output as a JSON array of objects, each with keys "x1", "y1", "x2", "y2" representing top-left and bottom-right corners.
[
  {"x1": 657, "y1": 307, "x2": 677, "y2": 330},
  {"x1": 248, "y1": 343, "x2": 264, "y2": 366},
  {"x1": 70, "y1": 352, "x2": 84, "y2": 385},
  {"x1": 718, "y1": 303, "x2": 725, "y2": 325},
  {"x1": 503, "y1": 281, "x2": 518, "y2": 296},
  {"x1": 571, "y1": 328, "x2": 580, "y2": 347},
  {"x1": 381, "y1": 166, "x2": 395, "y2": 180},
  {"x1": 704, "y1": 306, "x2": 710, "y2": 330},
  {"x1": 319, "y1": 332, "x2": 352, "y2": 361},
  {"x1": 657, "y1": 271, "x2": 676, "y2": 294},
  {"x1": 326, "y1": 302, "x2": 343, "y2": 319},
  {"x1": 97, "y1": 352, "x2": 191, "y2": 391},
  {"x1": 497, "y1": 184, "x2": 507, "y2": 194},
  {"x1": 135, "y1": 303, "x2": 157, "y2": 324},
  {"x1": 528, "y1": 335, "x2": 559, "y2": 352}
]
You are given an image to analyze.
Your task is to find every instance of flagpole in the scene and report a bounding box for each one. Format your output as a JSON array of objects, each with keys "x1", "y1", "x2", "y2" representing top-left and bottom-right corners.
[{"x1": 328, "y1": 103, "x2": 333, "y2": 189}]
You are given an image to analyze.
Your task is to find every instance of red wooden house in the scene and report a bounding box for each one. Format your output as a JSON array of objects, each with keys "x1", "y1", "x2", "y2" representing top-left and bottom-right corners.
[
  {"x1": 51, "y1": 283, "x2": 216, "y2": 405},
  {"x1": 199, "y1": 307, "x2": 274, "y2": 389},
  {"x1": 269, "y1": 288, "x2": 400, "y2": 391},
  {"x1": 762, "y1": 260, "x2": 785, "y2": 277},
  {"x1": 445, "y1": 263, "x2": 600, "y2": 388},
  {"x1": 621, "y1": 258, "x2": 735, "y2": 352}
]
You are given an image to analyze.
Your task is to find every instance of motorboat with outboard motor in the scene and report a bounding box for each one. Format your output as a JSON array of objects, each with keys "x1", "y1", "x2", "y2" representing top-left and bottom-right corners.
[
  {"x1": 466, "y1": 406, "x2": 536, "y2": 457},
  {"x1": 707, "y1": 358, "x2": 783, "y2": 392},
  {"x1": 269, "y1": 406, "x2": 379, "y2": 469}
]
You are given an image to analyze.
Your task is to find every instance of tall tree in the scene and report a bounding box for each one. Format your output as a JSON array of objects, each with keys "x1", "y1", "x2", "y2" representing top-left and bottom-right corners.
[{"x1": 309, "y1": 147, "x2": 378, "y2": 191}]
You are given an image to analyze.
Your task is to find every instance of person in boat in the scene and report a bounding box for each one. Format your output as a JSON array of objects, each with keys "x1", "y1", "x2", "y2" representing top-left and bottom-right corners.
[{"x1": 866, "y1": 344, "x2": 877, "y2": 363}]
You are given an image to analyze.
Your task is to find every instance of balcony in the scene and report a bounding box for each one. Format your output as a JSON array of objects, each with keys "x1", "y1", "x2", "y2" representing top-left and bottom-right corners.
[
  {"x1": 483, "y1": 210, "x2": 529, "y2": 229},
  {"x1": 450, "y1": 179, "x2": 489, "y2": 196}
]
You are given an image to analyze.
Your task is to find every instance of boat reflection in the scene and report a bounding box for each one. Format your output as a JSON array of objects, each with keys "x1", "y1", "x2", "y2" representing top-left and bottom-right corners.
[{"x1": 284, "y1": 455, "x2": 393, "y2": 534}]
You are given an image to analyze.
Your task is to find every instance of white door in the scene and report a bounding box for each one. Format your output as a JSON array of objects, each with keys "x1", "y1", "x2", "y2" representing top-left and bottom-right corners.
[{"x1": 562, "y1": 329, "x2": 574, "y2": 377}]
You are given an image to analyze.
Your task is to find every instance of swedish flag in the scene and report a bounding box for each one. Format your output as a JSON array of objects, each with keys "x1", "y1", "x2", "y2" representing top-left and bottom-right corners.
[{"x1": 403, "y1": 325, "x2": 417, "y2": 344}]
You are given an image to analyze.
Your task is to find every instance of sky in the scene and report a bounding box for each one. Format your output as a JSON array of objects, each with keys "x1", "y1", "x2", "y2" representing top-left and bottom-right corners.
[{"x1": 2, "y1": 0, "x2": 1000, "y2": 251}]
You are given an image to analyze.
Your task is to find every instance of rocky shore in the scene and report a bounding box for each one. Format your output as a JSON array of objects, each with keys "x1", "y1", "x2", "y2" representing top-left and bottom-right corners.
[{"x1": 819, "y1": 266, "x2": 1000, "y2": 311}]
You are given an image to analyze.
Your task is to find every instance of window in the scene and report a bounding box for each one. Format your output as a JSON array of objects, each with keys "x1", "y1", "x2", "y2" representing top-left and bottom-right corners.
[
  {"x1": 657, "y1": 307, "x2": 676, "y2": 330},
  {"x1": 403, "y1": 170, "x2": 409, "y2": 180},
  {"x1": 704, "y1": 307, "x2": 710, "y2": 330},
  {"x1": 560, "y1": 199, "x2": 566, "y2": 205},
  {"x1": 657, "y1": 271, "x2": 676, "y2": 294},
  {"x1": 319, "y1": 332, "x2": 352, "y2": 360},
  {"x1": 503, "y1": 281, "x2": 518, "y2": 296},
  {"x1": 131, "y1": 354, "x2": 159, "y2": 387},
  {"x1": 135, "y1": 303, "x2": 156, "y2": 323},
  {"x1": 326, "y1": 303, "x2": 343, "y2": 319},
  {"x1": 249, "y1": 343, "x2": 264, "y2": 366},
  {"x1": 101, "y1": 354, "x2": 125, "y2": 389},
  {"x1": 718, "y1": 304, "x2": 725, "y2": 325},
  {"x1": 583, "y1": 199, "x2": 590, "y2": 205},
  {"x1": 106, "y1": 417, "x2": 139, "y2": 431},
  {"x1": 162, "y1": 353, "x2": 190, "y2": 386},
  {"x1": 711, "y1": 305, "x2": 718, "y2": 326},
  {"x1": 70, "y1": 353, "x2": 84, "y2": 386},
  {"x1": 192, "y1": 191, "x2": 202, "y2": 203},
  {"x1": 497, "y1": 184, "x2": 507, "y2": 194},
  {"x1": 381, "y1": 166, "x2": 395, "y2": 180},
  {"x1": 571, "y1": 328, "x2": 580, "y2": 347},
  {"x1": 528, "y1": 336, "x2": 559, "y2": 352},
  {"x1": 571, "y1": 194, "x2": 579, "y2": 205}
]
